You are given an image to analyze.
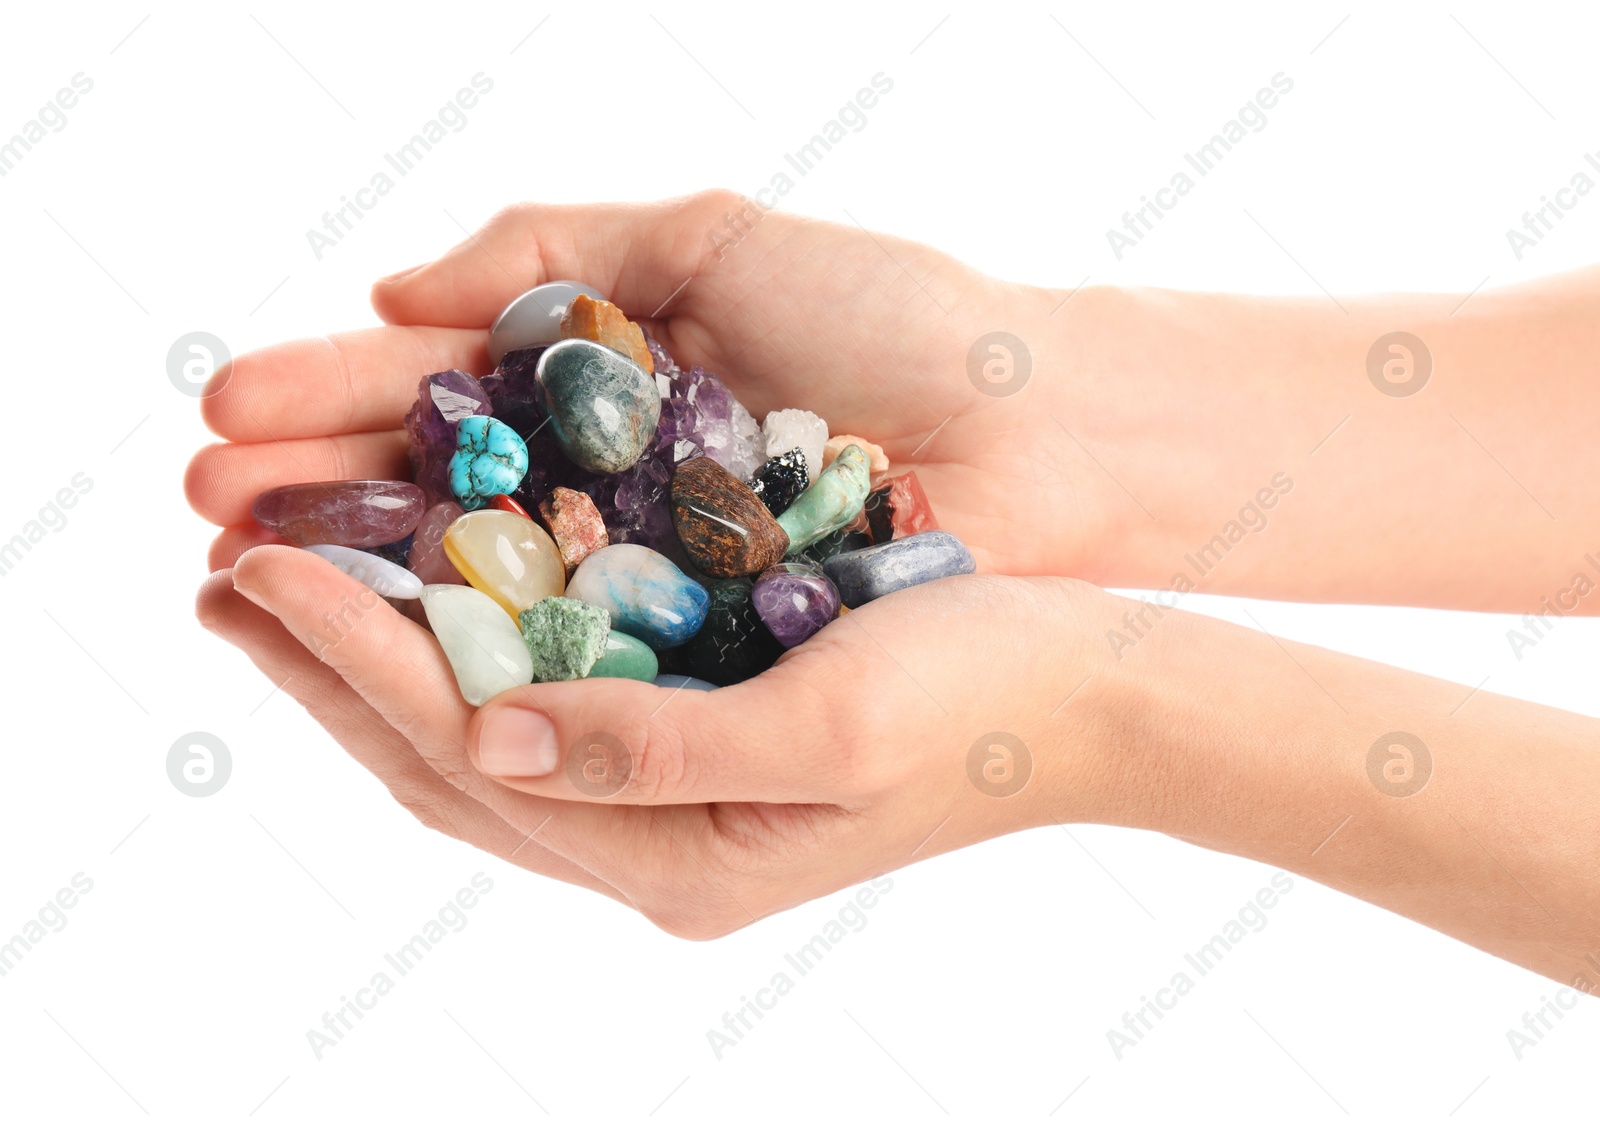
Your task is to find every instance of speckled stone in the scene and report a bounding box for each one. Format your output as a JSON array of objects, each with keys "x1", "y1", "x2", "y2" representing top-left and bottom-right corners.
[
  {"x1": 822, "y1": 530, "x2": 976, "y2": 606},
  {"x1": 518, "y1": 596, "x2": 611, "y2": 682},
  {"x1": 671, "y1": 456, "x2": 790, "y2": 578},
  {"x1": 586, "y1": 630, "x2": 659, "y2": 681},
  {"x1": 775, "y1": 445, "x2": 872, "y2": 552},
  {"x1": 535, "y1": 338, "x2": 662, "y2": 474},
  {"x1": 538, "y1": 486, "x2": 609, "y2": 578}
]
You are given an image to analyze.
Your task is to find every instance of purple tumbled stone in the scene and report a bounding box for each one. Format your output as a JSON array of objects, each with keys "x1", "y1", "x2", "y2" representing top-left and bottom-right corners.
[
  {"x1": 407, "y1": 501, "x2": 466, "y2": 585},
  {"x1": 252, "y1": 480, "x2": 425, "y2": 549},
  {"x1": 751, "y1": 560, "x2": 841, "y2": 648},
  {"x1": 405, "y1": 370, "x2": 491, "y2": 506}
]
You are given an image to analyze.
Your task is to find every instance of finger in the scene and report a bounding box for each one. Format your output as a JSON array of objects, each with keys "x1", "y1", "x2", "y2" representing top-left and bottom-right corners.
[
  {"x1": 201, "y1": 326, "x2": 491, "y2": 442},
  {"x1": 184, "y1": 432, "x2": 408, "y2": 527},
  {"x1": 196, "y1": 571, "x2": 620, "y2": 898},
  {"x1": 208, "y1": 523, "x2": 280, "y2": 571},
  {"x1": 466, "y1": 654, "x2": 845, "y2": 806},
  {"x1": 369, "y1": 192, "x2": 739, "y2": 331},
  {"x1": 229, "y1": 545, "x2": 656, "y2": 875}
]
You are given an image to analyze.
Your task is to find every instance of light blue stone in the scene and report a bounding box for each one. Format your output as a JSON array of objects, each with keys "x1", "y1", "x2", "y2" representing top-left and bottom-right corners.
[
  {"x1": 565, "y1": 543, "x2": 709, "y2": 650},
  {"x1": 448, "y1": 415, "x2": 528, "y2": 510},
  {"x1": 822, "y1": 530, "x2": 976, "y2": 606},
  {"x1": 653, "y1": 675, "x2": 720, "y2": 692}
]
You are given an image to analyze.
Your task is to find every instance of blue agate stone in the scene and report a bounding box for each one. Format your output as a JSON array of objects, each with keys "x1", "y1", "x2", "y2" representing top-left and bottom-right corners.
[
  {"x1": 822, "y1": 531, "x2": 977, "y2": 606},
  {"x1": 565, "y1": 543, "x2": 709, "y2": 650},
  {"x1": 448, "y1": 415, "x2": 528, "y2": 510}
]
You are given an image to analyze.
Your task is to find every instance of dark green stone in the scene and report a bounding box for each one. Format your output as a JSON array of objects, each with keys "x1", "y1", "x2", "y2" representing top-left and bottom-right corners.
[{"x1": 665, "y1": 577, "x2": 781, "y2": 686}]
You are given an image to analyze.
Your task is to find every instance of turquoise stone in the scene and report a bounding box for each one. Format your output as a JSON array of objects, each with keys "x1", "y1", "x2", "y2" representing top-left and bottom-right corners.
[
  {"x1": 535, "y1": 338, "x2": 661, "y2": 474},
  {"x1": 565, "y1": 543, "x2": 709, "y2": 649},
  {"x1": 586, "y1": 630, "x2": 659, "y2": 681},
  {"x1": 517, "y1": 596, "x2": 610, "y2": 682},
  {"x1": 776, "y1": 444, "x2": 871, "y2": 551},
  {"x1": 449, "y1": 415, "x2": 528, "y2": 510},
  {"x1": 822, "y1": 530, "x2": 977, "y2": 605}
]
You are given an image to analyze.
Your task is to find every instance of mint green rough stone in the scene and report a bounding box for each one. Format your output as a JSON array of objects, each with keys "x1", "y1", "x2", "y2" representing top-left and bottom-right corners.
[
  {"x1": 586, "y1": 630, "x2": 659, "y2": 682},
  {"x1": 517, "y1": 596, "x2": 611, "y2": 682},
  {"x1": 776, "y1": 444, "x2": 871, "y2": 551}
]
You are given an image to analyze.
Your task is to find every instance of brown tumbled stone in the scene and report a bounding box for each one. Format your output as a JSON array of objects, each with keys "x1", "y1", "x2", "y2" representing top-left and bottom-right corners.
[
  {"x1": 538, "y1": 486, "x2": 609, "y2": 578},
  {"x1": 559, "y1": 294, "x2": 654, "y2": 374},
  {"x1": 671, "y1": 456, "x2": 790, "y2": 578}
]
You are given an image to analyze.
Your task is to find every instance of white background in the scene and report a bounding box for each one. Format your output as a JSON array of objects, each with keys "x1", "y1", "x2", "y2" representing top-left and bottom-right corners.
[{"x1": 1, "y1": 1, "x2": 1596, "y2": 1126}]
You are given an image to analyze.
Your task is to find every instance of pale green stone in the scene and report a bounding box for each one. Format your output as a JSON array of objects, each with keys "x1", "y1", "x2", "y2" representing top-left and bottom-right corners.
[
  {"x1": 586, "y1": 630, "x2": 659, "y2": 682},
  {"x1": 421, "y1": 584, "x2": 533, "y2": 706},
  {"x1": 776, "y1": 444, "x2": 871, "y2": 551},
  {"x1": 518, "y1": 596, "x2": 610, "y2": 682}
]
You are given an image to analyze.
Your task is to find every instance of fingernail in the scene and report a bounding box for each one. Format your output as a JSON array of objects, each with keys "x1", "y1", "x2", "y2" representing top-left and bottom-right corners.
[
  {"x1": 477, "y1": 707, "x2": 560, "y2": 777},
  {"x1": 376, "y1": 262, "x2": 427, "y2": 285}
]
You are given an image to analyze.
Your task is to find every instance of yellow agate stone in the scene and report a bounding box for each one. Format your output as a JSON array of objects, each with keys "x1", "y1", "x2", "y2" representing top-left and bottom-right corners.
[{"x1": 442, "y1": 510, "x2": 565, "y2": 620}]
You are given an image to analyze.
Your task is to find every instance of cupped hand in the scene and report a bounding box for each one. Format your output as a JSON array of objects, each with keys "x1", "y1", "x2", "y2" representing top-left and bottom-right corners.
[{"x1": 201, "y1": 545, "x2": 1132, "y2": 937}]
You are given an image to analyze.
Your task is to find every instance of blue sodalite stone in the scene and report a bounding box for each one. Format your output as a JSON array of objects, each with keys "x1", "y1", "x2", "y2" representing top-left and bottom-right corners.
[
  {"x1": 535, "y1": 338, "x2": 661, "y2": 474},
  {"x1": 565, "y1": 543, "x2": 709, "y2": 650},
  {"x1": 822, "y1": 531, "x2": 976, "y2": 606},
  {"x1": 448, "y1": 415, "x2": 528, "y2": 510}
]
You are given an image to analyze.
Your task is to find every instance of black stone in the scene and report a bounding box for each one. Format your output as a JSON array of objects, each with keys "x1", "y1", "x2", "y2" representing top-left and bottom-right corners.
[
  {"x1": 668, "y1": 577, "x2": 782, "y2": 685},
  {"x1": 747, "y1": 447, "x2": 810, "y2": 517}
]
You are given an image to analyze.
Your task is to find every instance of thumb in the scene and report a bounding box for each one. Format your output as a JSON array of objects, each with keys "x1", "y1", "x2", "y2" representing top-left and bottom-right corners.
[
  {"x1": 370, "y1": 191, "x2": 742, "y2": 331},
  {"x1": 467, "y1": 665, "x2": 840, "y2": 805}
]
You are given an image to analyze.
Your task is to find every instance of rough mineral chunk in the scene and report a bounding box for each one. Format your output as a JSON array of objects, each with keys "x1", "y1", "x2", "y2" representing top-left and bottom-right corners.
[
  {"x1": 863, "y1": 470, "x2": 939, "y2": 543},
  {"x1": 747, "y1": 448, "x2": 809, "y2": 516},
  {"x1": 518, "y1": 596, "x2": 611, "y2": 682},
  {"x1": 405, "y1": 370, "x2": 492, "y2": 507},
  {"x1": 559, "y1": 294, "x2": 654, "y2": 374},
  {"x1": 538, "y1": 486, "x2": 609, "y2": 578},
  {"x1": 822, "y1": 530, "x2": 976, "y2": 606},
  {"x1": 762, "y1": 408, "x2": 828, "y2": 479},
  {"x1": 252, "y1": 480, "x2": 426, "y2": 549},
  {"x1": 670, "y1": 456, "x2": 790, "y2": 577}
]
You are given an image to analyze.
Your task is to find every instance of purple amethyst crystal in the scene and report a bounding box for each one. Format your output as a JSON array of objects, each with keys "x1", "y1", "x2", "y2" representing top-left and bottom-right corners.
[
  {"x1": 751, "y1": 560, "x2": 841, "y2": 648},
  {"x1": 405, "y1": 369, "x2": 491, "y2": 506}
]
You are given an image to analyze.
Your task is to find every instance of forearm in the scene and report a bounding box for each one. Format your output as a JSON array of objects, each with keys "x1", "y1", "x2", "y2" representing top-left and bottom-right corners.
[
  {"x1": 1072, "y1": 595, "x2": 1600, "y2": 989},
  {"x1": 1052, "y1": 269, "x2": 1600, "y2": 610}
]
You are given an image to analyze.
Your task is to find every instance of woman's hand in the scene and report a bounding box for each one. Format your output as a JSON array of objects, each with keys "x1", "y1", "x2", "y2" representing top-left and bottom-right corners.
[{"x1": 203, "y1": 545, "x2": 1132, "y2": 937}]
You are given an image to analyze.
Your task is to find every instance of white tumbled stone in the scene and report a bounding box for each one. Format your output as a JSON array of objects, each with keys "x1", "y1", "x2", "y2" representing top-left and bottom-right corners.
[
  {"x1": 303, "y1": 544, "x2": 425, "y2": 599},
  {"x1": 420, "y1": 584, "x2": 532, "y2": 706}
]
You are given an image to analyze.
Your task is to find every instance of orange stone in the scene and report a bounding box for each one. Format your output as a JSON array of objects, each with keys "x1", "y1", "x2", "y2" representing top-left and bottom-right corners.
[{"x1": 559, "y1": 294, "x2": 654, "y2": 374}]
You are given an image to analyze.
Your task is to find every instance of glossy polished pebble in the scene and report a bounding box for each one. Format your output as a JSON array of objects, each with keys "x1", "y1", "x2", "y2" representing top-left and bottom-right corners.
[
  {"x1": 565, "y1": 543, "x2": 708, "y2": 650},
  {"x1": 822, "y1": 530, "x2": 976, "y2": 606},
  {"x1": 653, "y1": 674, "x2": 719, "y2": 692},
  {"x1": 407, "y1": 501, "x2": 466, "y2": 585},
  {"x1": 252, "y1": 480, "x2": 425, "y2": 549},
  {"x1": 672, "y1": 577, "x2": 781, "y2": 686},
  {"x1": 752, "y1": 560, "x2": 839, "y2": 648},
  {"x1": 421, "y1": 584, "x2": 533, "y2": 705},
  {"x1": 587, "y1": 630, "x2": 658, "y2": 681},
  {"x1": 487, "y1": 280, "x2": 607, "y2": 365},
  {"x1": 491, "y1": 493, "x2": 531, "y2": 518},
  {"x1": 776, "y1": 445, "x2": 871, "y2": 552},
  {"x1": 518, "y1": 596, "x2": 610, "y2": 682},
  {"x1": 536, "y1": 338, "x2": 662, "y2": 474},
  {"x1": 448, "y1": 416, "x2": 528, "y2": 510},
  {"x1": 442, "y1": 510, "x2": 566, "y2": 620},
  {"x1": 303, "y1": 544, "x2": 424, "y2": 599},
  {"x1": 671, "y1": 456, "x2": 789, "y2": 578}
]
